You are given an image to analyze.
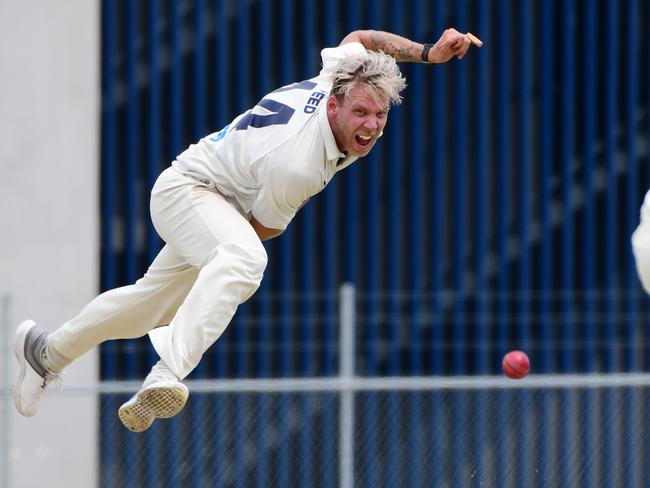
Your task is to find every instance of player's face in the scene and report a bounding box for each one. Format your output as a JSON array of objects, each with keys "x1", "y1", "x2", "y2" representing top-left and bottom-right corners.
[{"x1": 327, "y1": 86, "x2": 389, "y2": 157}]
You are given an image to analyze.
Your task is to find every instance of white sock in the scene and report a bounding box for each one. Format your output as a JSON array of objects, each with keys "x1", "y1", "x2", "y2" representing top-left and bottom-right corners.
[{"x1": 41, "y1": 341, "x2": 72, "y2": 374}]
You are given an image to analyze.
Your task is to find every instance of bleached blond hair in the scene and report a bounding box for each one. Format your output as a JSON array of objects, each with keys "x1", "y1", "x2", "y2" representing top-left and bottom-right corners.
[{"x1": 330, "y1": 50, "x2": 407, "y2": 106}]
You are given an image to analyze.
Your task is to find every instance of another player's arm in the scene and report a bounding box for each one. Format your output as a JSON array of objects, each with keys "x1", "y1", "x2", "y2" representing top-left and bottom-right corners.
[
  {"x1": 341, "y1": 29, "x2": 482, "y2": 63},
  {"x1": 632, "y1": 190, "x2": 650, "y2": 294}
]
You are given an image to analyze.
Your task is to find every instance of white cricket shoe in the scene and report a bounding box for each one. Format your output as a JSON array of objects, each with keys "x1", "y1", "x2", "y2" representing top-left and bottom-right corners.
[
  {"x1": 118, "y1": 361, "x2": 188, "y2": 432},
  {"x1": 13, "y1": 320, "x2": 59, "y2": 417}
]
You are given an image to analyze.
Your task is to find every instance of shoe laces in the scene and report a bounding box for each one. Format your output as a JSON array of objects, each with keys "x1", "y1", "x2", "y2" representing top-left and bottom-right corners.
[{"x1": 42, "y1": 371, "x2": 62, "y2": 391}]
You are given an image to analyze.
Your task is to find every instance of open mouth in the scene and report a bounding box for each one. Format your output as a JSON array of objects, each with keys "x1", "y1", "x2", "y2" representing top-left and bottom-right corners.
[{"x1": 355, "y1": 134, "x2": 372, "y2": 147}]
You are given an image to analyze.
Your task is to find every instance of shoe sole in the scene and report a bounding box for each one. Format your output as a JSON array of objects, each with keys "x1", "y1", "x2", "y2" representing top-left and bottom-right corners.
[
  {"x1": 118, "y1": 382, "x2": 189, "y2": 433},
  {"x1": 12, "y1": 320, "x2": 37, "y2": 417}
]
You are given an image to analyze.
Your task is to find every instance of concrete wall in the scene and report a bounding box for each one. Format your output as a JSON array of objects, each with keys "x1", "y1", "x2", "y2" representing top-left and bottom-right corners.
[{"x1": 0, "y1": 2, "x2": 99, "y2": 487}]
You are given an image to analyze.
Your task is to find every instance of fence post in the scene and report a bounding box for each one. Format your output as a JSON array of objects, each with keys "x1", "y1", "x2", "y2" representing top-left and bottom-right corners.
[
  {"x1": 1, "y1": 294, "x2": 11, "y2": 488},
  {"x1": 339, "y1": 283, "x2": 356, "y2": 488}
]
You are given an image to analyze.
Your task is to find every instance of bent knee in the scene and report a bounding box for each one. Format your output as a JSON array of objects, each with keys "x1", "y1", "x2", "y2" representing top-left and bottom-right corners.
[
  {"x1": 219, "y1": 241, "x2": 268, "y2": 278},
  {"x1": 214, "y1": 242, "x2": 267, "y2": 302}
]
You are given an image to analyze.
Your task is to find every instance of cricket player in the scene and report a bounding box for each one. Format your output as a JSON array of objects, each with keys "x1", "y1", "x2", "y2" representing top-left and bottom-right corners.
[
  {"x1": 632, "y1": 189, "x2": 650, "y2": 293},
  {"x1": 13, "y1": 28, "x2": 481, "y2": 431}
]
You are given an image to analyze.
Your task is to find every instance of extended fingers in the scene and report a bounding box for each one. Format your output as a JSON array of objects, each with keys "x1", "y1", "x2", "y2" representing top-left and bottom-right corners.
[
  {"x1": 431, "y1": 29, "x2": 483, "y2": 63},
  {"x1": 453, "y1": 32, "x2": 483, "y2": 59},
  {"x1": 466, "y1": 32, "x2": 483, "y2": 47},
  {"x1": 451, "y1": 36, "x2": 471, "y2": 59}
]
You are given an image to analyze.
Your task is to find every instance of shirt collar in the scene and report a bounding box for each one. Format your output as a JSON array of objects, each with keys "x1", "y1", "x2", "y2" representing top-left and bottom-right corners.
[{"x1": 318, "y1": 103, "x2": 346, "y2": 161}]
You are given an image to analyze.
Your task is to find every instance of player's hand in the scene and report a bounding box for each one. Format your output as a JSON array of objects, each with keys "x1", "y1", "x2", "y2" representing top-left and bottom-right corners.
[{"x1": 428, "y1": 28, "x2": 483, "y2": 63}]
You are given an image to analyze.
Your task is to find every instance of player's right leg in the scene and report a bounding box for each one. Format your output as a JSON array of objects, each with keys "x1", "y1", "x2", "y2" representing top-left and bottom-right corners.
[
  {"x1": 13, "y1": 244, "x2": 198, "y2": 417},
  {"x1": 47, "y1": 244, "x2": 198, "y2": 362}
]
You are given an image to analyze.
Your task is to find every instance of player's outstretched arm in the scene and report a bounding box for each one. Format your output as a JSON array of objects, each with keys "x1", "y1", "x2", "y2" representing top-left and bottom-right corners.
[{"x1": 340, "y1": 29, "x2": 482, "y2": 63}]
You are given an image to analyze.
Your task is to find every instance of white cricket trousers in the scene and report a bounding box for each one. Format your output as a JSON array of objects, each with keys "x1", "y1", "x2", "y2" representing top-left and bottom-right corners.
[
  {"x1": 632, "y1": 189, "x2": 650, "y2": 295},
  {"x1": 48, "y1": 167, "x2": 268, "y2": 379}
]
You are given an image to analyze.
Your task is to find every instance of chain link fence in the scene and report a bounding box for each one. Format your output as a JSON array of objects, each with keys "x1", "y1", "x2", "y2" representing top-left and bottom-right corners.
[
  {"x1": 93, "y1": 283, "x2": 650, "y2": 487},
  {"x1": 1, "y1": 295, "x2": 11, "y2": 488},
  {"x1": 94, "y1": 375, "x2": 650, "y2": 488},
  {"x1": 4, "y1": 285, "x2": 650, "y2": 487}
]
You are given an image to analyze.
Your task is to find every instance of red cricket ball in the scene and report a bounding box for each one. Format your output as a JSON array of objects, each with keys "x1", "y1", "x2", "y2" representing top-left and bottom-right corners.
[{"x1": 502, "y1": 350, "x2": 530, "y2": 379}]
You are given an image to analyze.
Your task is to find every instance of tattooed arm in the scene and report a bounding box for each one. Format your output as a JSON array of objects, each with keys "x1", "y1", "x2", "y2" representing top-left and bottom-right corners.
[{"x1": 340, "y1": 29, "x2": 480, "y2": 63}]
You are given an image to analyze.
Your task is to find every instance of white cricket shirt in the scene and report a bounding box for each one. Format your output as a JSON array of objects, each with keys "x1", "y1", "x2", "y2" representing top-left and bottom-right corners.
[{"x1": 172, "y1": 42, "x2": 367, "y2": 230}]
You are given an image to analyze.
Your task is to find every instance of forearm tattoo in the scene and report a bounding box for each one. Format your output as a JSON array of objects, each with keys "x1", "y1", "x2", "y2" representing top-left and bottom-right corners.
[{"x1": 369, "y1": 31, "x2": 421, "y2": 61}]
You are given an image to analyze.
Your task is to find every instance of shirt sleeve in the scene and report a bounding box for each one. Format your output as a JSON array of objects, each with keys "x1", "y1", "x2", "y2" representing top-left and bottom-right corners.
[{"x1": 251, "y1": 163, "x2": 316, "y2": 231}]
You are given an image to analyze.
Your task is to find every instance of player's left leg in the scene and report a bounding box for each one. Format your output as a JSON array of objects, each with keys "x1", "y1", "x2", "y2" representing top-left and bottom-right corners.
[
  {"x1": 146, "y1": 172, "x2": 268, "y2": 381},
  {"x1": 118, "y1": 360, "x2": 188, "y2": 432},
  {"x1": 118, "y1": 168, "x2": 267, "y2": 431}
]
